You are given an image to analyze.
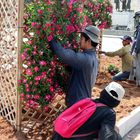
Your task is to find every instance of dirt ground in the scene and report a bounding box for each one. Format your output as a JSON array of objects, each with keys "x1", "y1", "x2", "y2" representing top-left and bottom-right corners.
[
  {"x1": 0, "y1": 55, "x2": 140, "y2": 140},
  {"x1": 94, "y1": 55, "x2": 140, "y2": 121}
]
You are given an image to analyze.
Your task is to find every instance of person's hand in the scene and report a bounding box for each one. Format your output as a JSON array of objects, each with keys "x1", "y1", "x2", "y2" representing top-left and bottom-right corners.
[
  {"x1": 132, "y1": 51, "x2": 136, "y2": 58},
  {"x1": 99, "y1": 51, "x2": 106, "y2": 54}
]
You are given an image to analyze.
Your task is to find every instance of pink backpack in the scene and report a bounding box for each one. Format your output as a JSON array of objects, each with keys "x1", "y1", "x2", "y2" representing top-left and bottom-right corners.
[{"x1": 54, "y1": 98, "x2": 106, "y2": 138}]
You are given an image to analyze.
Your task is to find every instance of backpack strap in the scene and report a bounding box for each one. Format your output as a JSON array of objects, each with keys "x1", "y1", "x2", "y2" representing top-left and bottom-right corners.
[
  {"x1": 96, "y1": 103, "x2": 106, "y2": 107},
  {"x1": 70, "y1": 130, "x2": 98, "y2": 138}
]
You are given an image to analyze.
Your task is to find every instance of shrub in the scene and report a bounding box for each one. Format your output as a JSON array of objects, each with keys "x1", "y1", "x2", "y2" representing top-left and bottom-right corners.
[{"x1": 107, "y1": 64, "x2": 120, "y2": 75}]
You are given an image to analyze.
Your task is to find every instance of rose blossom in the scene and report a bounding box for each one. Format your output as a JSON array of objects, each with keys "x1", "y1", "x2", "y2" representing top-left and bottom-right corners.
[
  {"x1": 21, "y1": 54, "x2": 26, "y2": 61},
  {"x1": 49, "y1": 86, "x2": 54, "y2": 92},
  {"x1": 31, "y1": 22, "x2": 36, "y2": 27},
  {"x1": 33, "y1": 94, "x2": 40, "y2": 100},
  {"x1": 34, "y1": 66, "x2": 39, "y2": 72},
  {"x1": 26, "y1": 94, "x2": 30, "y2": 99},
  {"x1": 47, "y1": 34, "x2": 53, "y2": 41},
  {"x1": 34, "y1": 76, "x2": 41, "y2": 81},
  {"x1": 37, "y1": 9, "x2": 43, "y2": 15},
  {"x1": 45, "y1": 95, "x2": 51, "y2": 101},
  {"x1": 44, "y1": 106, "x2": 49, "y2": 112},
  {"x1": 39, "y1": 61, "x2": 46, "y2": 66},
  {"x1": 20, "y1": 93, "x2": 24, "y2": 98},
  {"x1": 26, "y1": 69, "x2": 33, "y2": 76}
]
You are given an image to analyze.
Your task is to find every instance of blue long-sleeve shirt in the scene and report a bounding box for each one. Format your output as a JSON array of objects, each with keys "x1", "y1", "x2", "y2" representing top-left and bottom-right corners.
[{"x1": 49, "y1": 39, "x2": 98, "y2": 107}]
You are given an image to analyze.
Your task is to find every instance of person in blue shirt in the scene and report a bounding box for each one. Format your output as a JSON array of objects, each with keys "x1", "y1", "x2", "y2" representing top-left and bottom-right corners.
[{"x1": 49, "y1": 25, "x2": 100, "y2": 107}]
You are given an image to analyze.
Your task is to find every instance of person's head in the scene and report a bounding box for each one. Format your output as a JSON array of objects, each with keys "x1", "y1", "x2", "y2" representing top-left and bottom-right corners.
[
  {"x1": 99, "y1": 82, "x2": 125, "y2": 108},
  {"x1": 121, "y1": 35, "x2": 132, "y2": 46},
  {"x1": 80, "y1": 25, "x2": 100, "y2": 50},
  {"x1": 133, "y1": 11, "x2": 140, "y2": 28}
]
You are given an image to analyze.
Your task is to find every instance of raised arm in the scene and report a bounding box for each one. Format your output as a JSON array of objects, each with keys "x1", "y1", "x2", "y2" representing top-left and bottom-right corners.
[
  {"x1": 49, "y1": 38, "x2": 87, "y2": 69},
  {"x1": 104, "y1": 48, "x2": 126, "y2": 57}
]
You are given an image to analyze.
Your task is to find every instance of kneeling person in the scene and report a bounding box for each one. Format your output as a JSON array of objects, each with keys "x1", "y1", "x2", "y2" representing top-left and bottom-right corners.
[{"x1": 52, "y1": 82, "x2": 124, "y2": 140}]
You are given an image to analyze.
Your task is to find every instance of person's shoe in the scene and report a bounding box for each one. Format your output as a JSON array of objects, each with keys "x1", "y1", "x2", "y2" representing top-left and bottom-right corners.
[{"x1": 127, "y1": 79, "x2": 136, "y2": 84}]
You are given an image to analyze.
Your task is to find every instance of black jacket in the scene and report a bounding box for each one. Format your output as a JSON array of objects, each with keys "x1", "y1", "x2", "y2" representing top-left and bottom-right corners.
[{"x1": 52, "y1": 90, "x2": 122, "y2": 140}]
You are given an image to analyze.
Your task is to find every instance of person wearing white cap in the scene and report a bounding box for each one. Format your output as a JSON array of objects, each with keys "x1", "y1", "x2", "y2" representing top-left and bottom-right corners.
[
  {"x1": 99, "y1": 35, "x2": 133, "y2": 81},
  {"x1": 49, "y1": 25, "x2": 100, "y2": 107},
  {"x1": 52, "y1": 82, "x2": 125, "y2": 140}
]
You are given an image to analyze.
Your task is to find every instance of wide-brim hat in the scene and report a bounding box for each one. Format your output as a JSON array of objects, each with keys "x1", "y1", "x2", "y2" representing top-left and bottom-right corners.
[
  {"x1": 81, "y1": 25, "x2": 100, "y2": 44},
  {"x1": 105, "y1": 82, "x2": 125, "y2": 101}
]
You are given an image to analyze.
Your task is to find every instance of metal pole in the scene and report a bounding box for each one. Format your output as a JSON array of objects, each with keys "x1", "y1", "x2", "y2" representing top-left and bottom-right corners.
[{"x1": 98, "y1": 30, "x2": 103, "y2": 72}]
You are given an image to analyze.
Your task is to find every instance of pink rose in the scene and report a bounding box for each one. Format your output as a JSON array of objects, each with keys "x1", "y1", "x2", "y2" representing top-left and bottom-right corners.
[
  {"x1": 34, "y1": 66, "x2": 39, "y2": 72},
  {"x1": 27, "y1": 61, "x2": 31, "y2": 66},
  {"x1": 39, "y1": 61, "x2": 46, "y2": 66},
  {"x1": 26, "y1": 94, "x2": 30, "y2": 99},
  {"x1": 21, "y1": 54, "x2": 26, "y2": 61},
  {"x1": 33, "y1": 94, "x2": 40, "y2": 100},
  {"x1": 31, "y1": 22, "x2": 36, "y2": 27},
  {"x1": 37, "y1": 9, "x2": 43, "y2": 15},
  {"x1": 47, "y1": 34, "x2": 53, "y2": 41},
  {"x1": 45, "y1": 23, "x2": 51, "y2": 28},
  {"x1": 20, "y1": 93, "x2": 24, "y2": 98},
  {"x1": 49, "y1": 86, "x2": 54, "y2": 92},
  {"x1": 45, "y1": 95, "x2": 51, "y2": 101},
  {"x1": 34, "y1": 76, "x2": 41, "y2": 81},
  {"x1": 26, "y1": 69, "x2": 33, "y2": 76},
  {"x1": 44, "y1": 106, "x2": 49, "y2": 112},
  {"x1": 50, "y1": 61, "x2": 55, "y2": 67}
]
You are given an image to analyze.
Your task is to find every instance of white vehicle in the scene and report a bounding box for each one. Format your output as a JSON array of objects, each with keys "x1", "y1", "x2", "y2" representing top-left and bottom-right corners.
[{"x1": 112, "y1": 11, "x2": 135, "y2": 31}]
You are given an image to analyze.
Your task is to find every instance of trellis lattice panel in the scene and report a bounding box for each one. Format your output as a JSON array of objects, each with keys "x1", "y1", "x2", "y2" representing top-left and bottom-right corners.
[
  {"x1": 0, "y1": 0, "x2": 18, "y2": 125},
  {"x1": 19, "y1": 1, "x2": 67, "y2": 139},
  {"x1": 21, "y1": 94, "x2": 66, "y2": 140}
]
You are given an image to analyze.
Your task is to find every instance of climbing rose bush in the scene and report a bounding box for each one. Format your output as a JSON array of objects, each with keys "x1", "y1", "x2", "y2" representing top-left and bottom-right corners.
[{"x1": 19, "y1": 0, "x2": 112, "y2": 110}]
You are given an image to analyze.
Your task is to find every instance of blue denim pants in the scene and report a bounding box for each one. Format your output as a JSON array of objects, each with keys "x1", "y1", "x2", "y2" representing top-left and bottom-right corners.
[{"x1": 112, "y1": 71, "x2": 130, "y2": 81}]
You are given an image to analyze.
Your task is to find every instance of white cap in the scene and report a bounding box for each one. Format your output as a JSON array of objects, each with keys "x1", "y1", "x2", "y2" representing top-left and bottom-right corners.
[{"x1": 105, "y1": 82, "x2": 125, "y2": 101}]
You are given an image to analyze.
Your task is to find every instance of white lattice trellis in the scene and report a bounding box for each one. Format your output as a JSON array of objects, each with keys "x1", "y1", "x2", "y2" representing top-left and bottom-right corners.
[{"x1": 0, "y1": 0, "x2": 18, "y2": 126}]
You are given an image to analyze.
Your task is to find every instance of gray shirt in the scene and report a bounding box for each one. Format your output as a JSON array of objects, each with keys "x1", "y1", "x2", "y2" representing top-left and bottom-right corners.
[{"x1": 133, "y1": 25, "x2": 140, "y2": 54}]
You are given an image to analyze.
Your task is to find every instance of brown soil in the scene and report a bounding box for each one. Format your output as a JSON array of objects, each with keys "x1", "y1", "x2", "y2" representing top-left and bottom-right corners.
[
  {"x1": 94, "y1": 55, "x2": 140, "y2": 121},
  {"x1": 0, "y1": 56, "x2": 140, "y2": 140}
]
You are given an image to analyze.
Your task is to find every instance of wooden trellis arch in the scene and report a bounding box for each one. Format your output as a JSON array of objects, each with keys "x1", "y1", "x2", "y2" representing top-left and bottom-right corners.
[
  {"x1": 0, "y1": 0, "x2": 103, "y2": 139},
  {"x1": 0, "y1": 0, "x2": 67, "y2": 139}
]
